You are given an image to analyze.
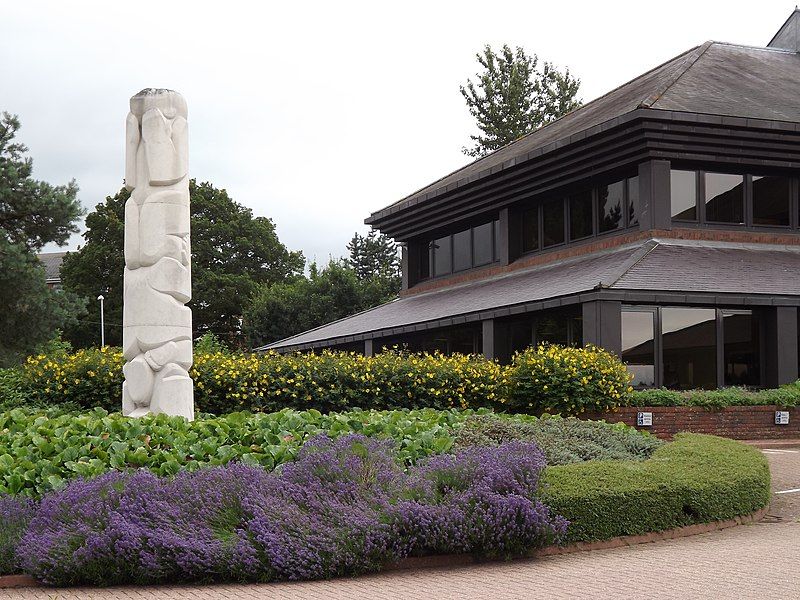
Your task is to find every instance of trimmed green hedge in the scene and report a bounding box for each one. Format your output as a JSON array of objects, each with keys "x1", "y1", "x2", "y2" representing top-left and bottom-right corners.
[
  {"x1": 540, "y1": 433, "x2": 771, "y2": 543},
  {"x1": 629, "y1": 384, "x2": 800, "y2": 409}
]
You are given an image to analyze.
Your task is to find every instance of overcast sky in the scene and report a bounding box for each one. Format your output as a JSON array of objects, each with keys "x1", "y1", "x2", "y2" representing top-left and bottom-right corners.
[{"x1": 2, "y1": 1, "x2": 793, "y2": 263}]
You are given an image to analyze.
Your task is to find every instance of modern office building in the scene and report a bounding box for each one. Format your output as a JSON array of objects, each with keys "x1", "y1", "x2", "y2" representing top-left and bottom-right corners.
[{"x1": 261, "y1": 11, "x2": 800, "y2": 390}]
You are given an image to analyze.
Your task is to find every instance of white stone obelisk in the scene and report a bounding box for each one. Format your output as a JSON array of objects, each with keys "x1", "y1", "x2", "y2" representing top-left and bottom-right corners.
[{"x1": 122, "y1": 88, "x2": 194, "y2": 420}]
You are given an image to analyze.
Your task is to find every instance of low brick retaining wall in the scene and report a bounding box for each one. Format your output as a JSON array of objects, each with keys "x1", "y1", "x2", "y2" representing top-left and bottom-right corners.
[{"x1": 585, "y1": 405, "x2": 799, "y2": 439}]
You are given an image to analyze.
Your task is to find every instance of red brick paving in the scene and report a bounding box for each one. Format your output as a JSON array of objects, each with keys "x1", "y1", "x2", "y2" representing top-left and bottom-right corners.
[{"x1": 3, "y1": 446, "x2": 798, "y2": 600}]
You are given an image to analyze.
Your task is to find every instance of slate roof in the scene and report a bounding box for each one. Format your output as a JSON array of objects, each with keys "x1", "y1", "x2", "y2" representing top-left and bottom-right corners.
[
  {"x1": 37, "y1": 252, "x2": 67, "y2": 282},
  {"x1": 260, "y1": 239, "x2": 800, "y2": 351},
  {"x1": 367, "y1": 41, "x2": 800, "y2": 224}
]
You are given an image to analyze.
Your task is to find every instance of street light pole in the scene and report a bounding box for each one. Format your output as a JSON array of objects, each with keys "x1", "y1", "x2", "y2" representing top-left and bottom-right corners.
[{"x1": 97, "y1": 295, "x2": 105, "y2": 347}]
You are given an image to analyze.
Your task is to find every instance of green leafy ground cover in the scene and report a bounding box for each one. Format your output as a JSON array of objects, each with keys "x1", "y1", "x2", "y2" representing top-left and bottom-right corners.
[
  {"x1": 0, "y1": 407, "x2": 660, "y2": 497},
  {"x1": 629, "y1": 384, "x2": 800, "y2": 409}
]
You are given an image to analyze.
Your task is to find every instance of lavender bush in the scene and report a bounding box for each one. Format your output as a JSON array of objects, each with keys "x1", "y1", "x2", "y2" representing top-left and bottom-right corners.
[
  {"x1": 0, "y1": 495, "x2": 37, "y2": 575},
  {"x1": 17, "y1": 436, "x2": 566, "y2": 586}
]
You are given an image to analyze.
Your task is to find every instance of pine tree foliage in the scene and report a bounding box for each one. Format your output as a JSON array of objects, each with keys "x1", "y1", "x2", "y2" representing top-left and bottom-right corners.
[
  {"x1": 0, "y1": 112, "x2": 85, "y2": 365},
  {"x1": 460, "y1": 45, "x2": 581, "y2": 158}
]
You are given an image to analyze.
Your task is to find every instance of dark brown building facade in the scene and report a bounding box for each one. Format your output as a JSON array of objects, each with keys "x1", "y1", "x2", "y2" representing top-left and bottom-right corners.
[{"x1": 261, "y1": 12, "x2": 800, "y2": 390}]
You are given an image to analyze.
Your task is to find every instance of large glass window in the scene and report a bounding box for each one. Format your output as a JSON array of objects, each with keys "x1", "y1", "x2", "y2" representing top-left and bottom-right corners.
[
  {"x1": 598, "y1": 181, "x2": 624, "y2": 233},
  {"x1": 535, "y1": 316, "x2": 569, "y2": 345},
  {"x1": 662, "y1": 308, "x2": 716, "y2": 390},
  {"x1": 452, "y1": 229, "x2": 471, "y2": 272},
  {"x1": 671, "y1": 170, "x2": 697, "y2": 221},
  {"x1": 622, "y1": 310, "x2": 656, "y2": 387},
  {"x1": 473, "y1": 222, "x2": 494, "y2": 266},
  {"x1": 569, "y1": 191, "x2": 593, "y2": 241},
  {"x1": 428, "y1": 220, "x2": 498, "y2": 277},
  {"x1": 419, "y1": 242, "x2": 430, "y2": 280},
  {"x1": 522, "y1": 207, "x2": 539, "y2": 253},
  {"x1": 705, "y1": 173, "x2": 744, "y2": 224},
  {"x1": 753, "y1": 175, "x2": 791, "y2": 227},
  {"x1": 542, "y1": 198, "x2": 565, "y2": 248},
  {"x1": 628, "y1": 176, "x2": 640, "y2": 227},
  {"x1": 432, "y1": 236, "x2": 451, "y2": 277},
  {"x1": 723, "y1": 311, "x2": 760, "y2": 386}
]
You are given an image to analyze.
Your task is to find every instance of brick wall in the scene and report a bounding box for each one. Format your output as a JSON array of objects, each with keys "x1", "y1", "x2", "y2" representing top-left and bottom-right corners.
[{"x1": 583, "y1": 405, "x2": 800, "y2": 440}]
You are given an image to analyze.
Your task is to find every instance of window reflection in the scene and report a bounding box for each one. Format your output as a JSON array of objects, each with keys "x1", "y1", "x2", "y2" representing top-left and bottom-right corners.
[
  {"x1": 569, "y1": 190, "x2": 593, "y2": 241},
  {"x1": 432, "y1": 236, "x2": 451, "y2": 277},
  {"x1": 522, "y1": 207, "x2": 539, "y2": 253},
  {"x1": 622, "y1": 310, "x2": 655, "y2": 387},
  {"x1": 723, "y1": 311, "x2": 760, "y2": 386},
  {"x1": 662, "y1": 308, "x2": 716, "y2": 390},
  {"x1": 543, "y1": 198, "x2": 565, "y2": 247},
  {"x1": 671, "y1": 170, "x2": 697, "y2": 220},
  {"x1": 753, "y1": 175, "x2": 791, "y2": 227},
  {"x1": 628, "y1": 176, "x2": 639, "y2": 227},
  {"x1": 705, "y1": 173, "x2": 744, "y2": 224},
  {"x1": 598, "y1": 181, "x2": 624, "y2": 233}
]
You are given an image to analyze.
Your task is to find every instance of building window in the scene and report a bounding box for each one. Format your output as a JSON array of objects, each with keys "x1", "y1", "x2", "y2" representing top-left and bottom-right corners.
[
  {"x1": 452, "y1": 229, "x2": 471, "y2": 272},
  {"x1": 661, "y1": 307, "x2": 717, "y2": 390},
  {"x1": 432, "y1": 235, "x2": 451, "y2": 277},
  {"x1": 705, "y1": 172, "x2": 744, "y2": 224},
  {"x1": 753, "y1": 175, "x2": 791, "y2": 227},
  {"x1": 622, "y1": 310, "x2": 656, "y2": 387},
  {"x1": 542, "y1": 198, "x2": 565, "y2": 248},
  {"x1": 473, "y1": 221, "x2": 494, "y2": 266},
  {"x1": 522, "y1": 206, "x2": 539, "y2": 253},
  {"x1": 671, "y1": 170, "x2": 697, "y2": 221},
  {"x1": 427, "y1": 220, "x2": 499, "y2": 278},
  {"x1": 569, "y1": 190, "x2": 593, "y2": 241},
  {"x1": 598, "y1": 180, "x2": 625, "y2": 233},
  {"x1": 723, "y1": 310, "x2": 760, "y2": 386},
  {"x1": 628, "y1": 176, "x2": 639, "y2": 227}
]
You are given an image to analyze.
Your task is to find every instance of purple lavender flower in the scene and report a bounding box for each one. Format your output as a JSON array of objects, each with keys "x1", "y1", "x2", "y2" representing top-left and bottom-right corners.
[
  {"x1": 16, "y1": 436, "x2": 567, "y2": 585},
  {"x1": 0, "y1": 495, "x2": 37, "y2": 575}
]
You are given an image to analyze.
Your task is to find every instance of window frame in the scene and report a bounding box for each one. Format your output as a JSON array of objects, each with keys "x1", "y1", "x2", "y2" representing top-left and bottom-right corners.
[
  {"x1": 424, "y1": 219, "x2": 500, "y2": 280},
  {"x1": 622, "y1": 305, "x2": 764, "y2": 389}
]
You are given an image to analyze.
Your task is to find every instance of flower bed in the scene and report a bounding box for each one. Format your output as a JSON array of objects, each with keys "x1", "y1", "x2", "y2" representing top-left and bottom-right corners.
[{"x1": 1, "y1": 436, "x2": 565, "y2": 586}]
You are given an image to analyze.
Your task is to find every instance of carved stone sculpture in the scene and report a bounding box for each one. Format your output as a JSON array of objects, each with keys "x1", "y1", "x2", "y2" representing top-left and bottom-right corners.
[{"x1": 122, "y1": 88, "x2": 194, "y2": 420}]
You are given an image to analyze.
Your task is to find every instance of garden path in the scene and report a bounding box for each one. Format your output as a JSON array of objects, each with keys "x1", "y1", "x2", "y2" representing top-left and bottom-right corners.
[{"x1": 4, "y1": 444, "x2": 799, "y2": 600}]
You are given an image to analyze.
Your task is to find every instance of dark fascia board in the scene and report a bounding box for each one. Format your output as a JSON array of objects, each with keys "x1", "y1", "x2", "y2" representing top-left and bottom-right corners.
[
  {"x1": 366, "y1": 109, "x2": 800, "y2": 233},
  {"x1": 263, "y1": 288, "x2": 800, "y2": 353}
]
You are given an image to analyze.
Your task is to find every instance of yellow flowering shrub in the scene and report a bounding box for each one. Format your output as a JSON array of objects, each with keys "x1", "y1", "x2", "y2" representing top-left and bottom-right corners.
[
  {"x1": 23, "y1": 348, "x2": 507, "y2": 414},
  {"x1": 21, "y1": 344, "x2": 632, "y2": 415},
  {"x1": 507, "y1": 344, "x2": 633, "y2": 415}
]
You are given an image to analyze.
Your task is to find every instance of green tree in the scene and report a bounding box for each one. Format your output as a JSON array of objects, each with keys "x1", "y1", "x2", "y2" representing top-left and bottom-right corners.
[
  {"x1": 347, "y1": 229, "x2": 401, "y2": 302},
  {"x1": 244, "y1": 258, "x2": 396, "y2": 348},
  {"x1": 60, "y1": 181, "x2": 304, "y2": 348},
  {"x1": 460, "y1": 45, "x2": 581, "y2": 158},
  {"x1": 0, "y1": 112, "x2": 85, "y2": 365}
]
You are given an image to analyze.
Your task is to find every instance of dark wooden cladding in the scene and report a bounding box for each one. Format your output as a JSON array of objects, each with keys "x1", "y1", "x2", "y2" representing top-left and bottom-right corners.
[{"x1": 369, "y1": 109, "x2": 800, "y2": 241}]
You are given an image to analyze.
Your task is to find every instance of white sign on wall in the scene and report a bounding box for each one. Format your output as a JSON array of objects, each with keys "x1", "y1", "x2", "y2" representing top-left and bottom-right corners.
[
  {"x1": 775, "y1": 411, "x2": 790, "y2": 425},
  {"x1": 637, "y1": 412, "x2": 653, "y2": 427}
]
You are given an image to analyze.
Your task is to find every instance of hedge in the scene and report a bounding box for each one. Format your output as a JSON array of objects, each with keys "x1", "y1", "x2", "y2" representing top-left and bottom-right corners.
[
  {"x1": 17, "y1": 345, "x2": 630, "y2": 416},
  {"x1": 629, "y1": 384, "x2": 800, "y2": 409},
  {"x1": 539, "y1": 433, "x2": 771, "y2": 543}
]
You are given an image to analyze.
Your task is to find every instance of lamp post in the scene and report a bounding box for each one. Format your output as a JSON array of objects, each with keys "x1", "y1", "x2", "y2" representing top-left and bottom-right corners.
[{"x1": 97, "y1": 294, "x2": 105, "y2": 347}]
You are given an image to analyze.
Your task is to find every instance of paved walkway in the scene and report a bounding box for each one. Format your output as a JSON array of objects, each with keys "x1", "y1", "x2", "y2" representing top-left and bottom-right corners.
[{"x1": 4, "y1": 445, "x2": 799, "y2": 600}]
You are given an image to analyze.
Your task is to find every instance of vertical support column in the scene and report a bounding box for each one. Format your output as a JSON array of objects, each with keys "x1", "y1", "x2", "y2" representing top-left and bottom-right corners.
[
  {"x1": 400, "y1": 244, "x2": 410, "y2": 291},
  {"x1": 764, "y1": 306, "x2": 798, "y2": 387},
  {"x1": 499, "y1": 207, "x2": 522, "y2": 266},
  {"x1": 482, "y1": 319, "x2": 509, "y2": 363},
  {"x1": 638, "y1": 159, "x2": 671, "y2": 231},
  {"x1": 582, "y1": 300, "x2": 622, "y2": 356},
  {"x1": 364, "y1": 338, "x2": 375, "y2": 358}
]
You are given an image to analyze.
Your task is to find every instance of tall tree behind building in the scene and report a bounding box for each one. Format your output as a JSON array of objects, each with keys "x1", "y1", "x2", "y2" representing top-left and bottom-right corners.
[
  {"x1": 347, "y1": 229, "x2": 401, "y2": 303},
  {"x1": 0, "y1": 112, "x2": 85, "y2": 365},
  {"x1": 460, "y1": 45, "x2": 581, "y2": 158}
]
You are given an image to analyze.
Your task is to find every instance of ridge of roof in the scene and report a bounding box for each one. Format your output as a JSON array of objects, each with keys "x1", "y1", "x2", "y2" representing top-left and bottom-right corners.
[
  {"x1": 640, "y1": 42, "x2": 712, "y2": 108},
  {"x1": 598, "y1": 240, "x2": 661, "y2": 288},
  {"x1": 768, "y1": 8, "x2": 800, "y2": 48}
]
